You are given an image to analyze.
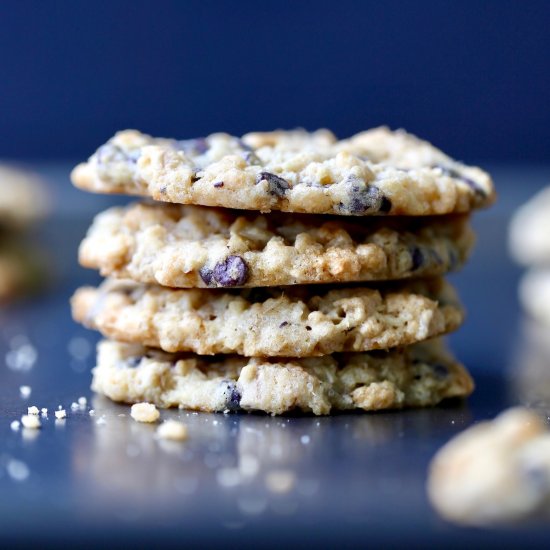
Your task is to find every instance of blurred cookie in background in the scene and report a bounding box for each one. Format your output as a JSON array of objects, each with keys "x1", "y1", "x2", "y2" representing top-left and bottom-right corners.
[
  {"x1": 508, "y1": 317, "x2": 550, "y2": 418},
  {"x1": 0, "y1": 164, "x2": 50, "y2": 301},
  {"x1": 0, "y1": 164, "x2": 49, "y2": 228},
  {"x1": 518, "y1": 269, "x2": 550, "y2": 327},
  {"x1": 509, "y1": 185, "x2": 550, "y2": 267},
  {"x1": 428, "y1": 407, "x2": 550, "y2": 525},
  {"x1": 0, "y1": 237, "x2": 47, "y2": 301}
]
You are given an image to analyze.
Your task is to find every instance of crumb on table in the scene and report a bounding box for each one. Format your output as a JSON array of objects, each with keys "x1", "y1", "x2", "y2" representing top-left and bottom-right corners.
[
  {"x1": 130, "y1": 402, "x2": 160, "y2": 423},
  {"x1": 21, "y1": 414, "x2": 41, "y2": 429}
]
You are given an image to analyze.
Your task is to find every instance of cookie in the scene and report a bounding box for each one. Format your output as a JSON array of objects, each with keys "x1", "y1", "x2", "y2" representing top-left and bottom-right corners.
[
  {"x1": 92, "y1": 338, "x2": 474, "y2": 415},
  {"x1": 79, "y1": 202, "x2": 474, "y2": 288},
  {"x1": 71, "y1": 127, "x2": 495, "y2": 216},
  {"x1": 72, "y1": 278, "x2": 464, "y2": 356},
  {"x1": 428, "y1": 408, "x2": 550, "y2": 525},
  {"x1": 518, "y1": 269, "x2": 550, "y2": 325},
  {"x1": 0, "y1": 164, "x2": 49, "y2": 227},
  {"x1": 509, "y1": 185, "x2": 550, "y2": 266}
]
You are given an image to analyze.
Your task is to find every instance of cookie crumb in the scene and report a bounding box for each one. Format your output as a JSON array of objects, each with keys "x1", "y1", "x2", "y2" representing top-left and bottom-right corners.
[
  {"x1": 156, "y1": 420, "x2": 188, "y2": 441},
  {"x1": 78, "y1": 396, "x2": 87, "y2": 407},
  {"x1": 96, "y1": 417, "x2": 106, "y2": 425},
  {"x1": 89, "y1": 409, "x2": 95, "y2": 416},
  {"x1": 55, "y1": 409, "x2": 66, "y2": 419},
  {"x1": 27, "y1": 406, "x2": 39, "y2": 415},
  {"x1": 10, "y1": 420, "x2": 20, "y2": 431},
  {"x1": 21, "y1": 414, "x2": 41, "y2": 429},
  {"x1": 19, "y1": 385, "x2": 31, "y2": 398},
  {"x1": 131, "y1": 402, "x2": 160, "y2": 423},
  {"x1": 70, "y1": 402, "x2": 79, "y2": 411},
  {"x1": 41, "y1": 408, "x2": 48, "y2": 417}
]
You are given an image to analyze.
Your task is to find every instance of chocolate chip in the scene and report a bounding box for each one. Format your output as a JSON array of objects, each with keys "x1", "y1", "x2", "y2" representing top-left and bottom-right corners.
[
  {"x1": 96, "y1": 144, "x2": 139, "y2": 165},
  {"x1": 305, "y1": 326, "x2": 312, "y2": 331},
  {"x1": 199, "y1": 267, "x2": 213, "y2": 285},
  {"x1": 379, "y1": 195, "x2": 392, "y2": 213},
  {"x1": 434, "y1": 164, "x2": 486, "y2": 197},
  {"x1": 279, "y1": 321, "x2": 289, "y2": 328},
  {"x1": 242, "y1": 150, "x2": 261, "y2": 165},
  {"x1": 410, "y1": 247, "x2": 424, "y2": 271},
  {"x1": 176, "y1": 138, "x2": 209, "y2": 155},
  {"x1": 201, "y1": 256, "x2": 249, "y2": 287},
  {"x1": 222, "y1": 381, "x2": 241, "y2": 411},
  {"x1": 256, "y1": 171, "x2": 290, "y2": 197},
  {"x1": 345, "y1": 180, "x2": 392, "y2": 214},
  {"x1": 432, "y1": 364, "x2": 449, "y2": 379},
  {"x1": 125, "y1": 356, "x2": 142, "y2": 368},
  {"x1": 213, "y1": 181, "x2": 224, "y2": 188}
]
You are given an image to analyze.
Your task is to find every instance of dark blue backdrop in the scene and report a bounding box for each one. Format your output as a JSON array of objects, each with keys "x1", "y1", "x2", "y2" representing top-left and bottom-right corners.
[{"x1": 1, "y1": 0, "x2": 549, "y2": 161}]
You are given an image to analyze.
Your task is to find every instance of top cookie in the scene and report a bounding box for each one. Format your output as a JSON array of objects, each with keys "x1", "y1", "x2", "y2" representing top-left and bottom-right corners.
[{"x1": 71, "y1": 127, "x2": 495, "y2": 216}]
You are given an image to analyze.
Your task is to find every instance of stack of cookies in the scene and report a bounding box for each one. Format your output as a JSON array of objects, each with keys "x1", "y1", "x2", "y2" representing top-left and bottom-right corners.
[{"x1": 70, "y1": 127, "x2": 495, "y2": 415}]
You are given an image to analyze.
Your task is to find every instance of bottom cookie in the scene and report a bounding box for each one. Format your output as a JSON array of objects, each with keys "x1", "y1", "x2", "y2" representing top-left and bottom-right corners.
[{"x1": 92, "y1": 339, "x2": 473, "y2": 415}]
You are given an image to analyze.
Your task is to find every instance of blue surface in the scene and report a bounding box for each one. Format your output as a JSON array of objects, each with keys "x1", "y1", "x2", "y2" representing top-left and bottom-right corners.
[
  {"x1": 0, "y1": 163, "x2": 550, "y2": 547},
  {"x1": 1, "y1": 1, "x2": 549, "y2": 161}
]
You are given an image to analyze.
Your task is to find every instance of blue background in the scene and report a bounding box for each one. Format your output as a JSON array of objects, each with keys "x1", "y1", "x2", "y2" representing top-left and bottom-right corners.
[{"x1": 0, "y1": 0, "x2": 549, "y2": 161}]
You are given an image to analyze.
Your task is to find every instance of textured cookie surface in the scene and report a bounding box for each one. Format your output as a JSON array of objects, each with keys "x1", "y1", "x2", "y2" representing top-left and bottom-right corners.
[
  {"x1": 71, "y1": 127, "x2": 495, "y2": 216},
  {"x1": 519, "y1": 269, "x2": 550, "y2": 325},
  {"x1": 510, "y1": 185, "x2": 550, "y2": 266},
  {"x1": 72, "y1": 278, "x2": 464, "y2": 356},
  {"x1": 428, "y1": 408, "x2": 550, "y2": 525},
  {"x1": 92, "y1": 338, "x2": 474, "y2": 415},
  {"x1": 79, "y1": 202, "x2": 474, "y2": 288},
  {"x1": 0, "y1": 164, "x2": 49, "y2": 227}
]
